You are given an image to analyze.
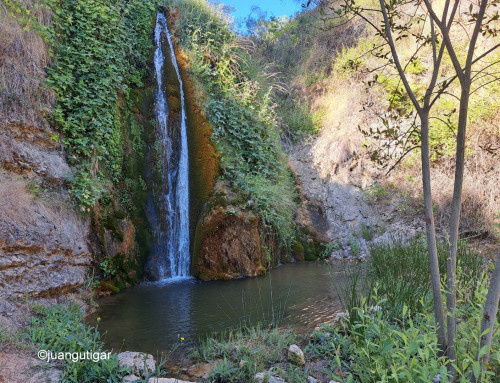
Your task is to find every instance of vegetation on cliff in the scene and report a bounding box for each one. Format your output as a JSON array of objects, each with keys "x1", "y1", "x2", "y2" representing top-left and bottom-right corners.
[
  {"x1": 249, "y1": 0, "x2": 500, "y2": 238},
  {"x1": 167, "y1": 0, "x2": 297, "y2": 247}
]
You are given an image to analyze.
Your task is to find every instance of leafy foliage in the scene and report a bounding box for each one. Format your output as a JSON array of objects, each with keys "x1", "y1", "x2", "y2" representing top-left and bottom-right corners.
[
  {"x1": 37, "y1": 0, "x2": 159, "y2": 211},
  {"x1": 27, "y1": 303, "x2": 129, "y2": 382}
]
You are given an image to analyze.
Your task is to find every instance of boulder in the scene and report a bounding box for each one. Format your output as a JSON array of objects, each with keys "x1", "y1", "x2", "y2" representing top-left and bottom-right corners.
[
  {"x1": 122, "y1": 375, "x2": 141, "y2": 382},
  {"x1": 254, "y1": 372, "x2": 286, "y2": 383},
  {"x1": 288, "y1": 344, "x2": 305, "y2": 366},
  {"x1": 117, "y1": 352, "x2": 155, "y2": 375}
]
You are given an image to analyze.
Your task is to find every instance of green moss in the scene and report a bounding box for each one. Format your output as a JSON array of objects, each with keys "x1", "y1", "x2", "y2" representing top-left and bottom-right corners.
[
  {"x1": 292, "y1": 240, "x2": 305, "y2": 261},
  {"x1": 99, "y1": 281, "x2": 120, "y2": 294}
]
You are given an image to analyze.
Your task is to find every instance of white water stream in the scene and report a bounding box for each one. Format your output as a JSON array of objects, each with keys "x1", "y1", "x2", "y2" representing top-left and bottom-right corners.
[{"x1": 154, "y1": 13, "x2": 190, "y2": 279}]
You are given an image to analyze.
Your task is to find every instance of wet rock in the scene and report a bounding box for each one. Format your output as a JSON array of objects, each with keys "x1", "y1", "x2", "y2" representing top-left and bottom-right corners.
[
  {"x1": 187, "y1": 362, "x2": 212, "y2": 379},
  {"x1": 288, "y1": 344, "x2": 305, "y2": 366},
  {"x1": 117, "y1": 352, "x2": 155, "y2": 375},
  {"x1": 192, "y1": 181, "x2": 269, "y2": 280}
]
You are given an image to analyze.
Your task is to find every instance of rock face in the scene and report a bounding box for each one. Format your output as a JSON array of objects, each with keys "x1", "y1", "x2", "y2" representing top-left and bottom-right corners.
[
  {"x1": 0, "y1": 173, "x2": 92, "y2": 298},
  {"x1": 0, "y1": 7, "x2": 92, "y2": 299},
  {"x1": 0, "y1": 351, "x2": 62, "y2": 383},
  {"x1": 288, "y1": 344, "x2": 306, "y2": 366},
  {"x1": 192, "y1": 181, "x2": 267, "y2": 280},
  {"x1": 289, "y1": 134, "x2": 424, "y2": 260},
  {"x1": 117, "y1": 352, "x2": 156, "y2": 375}
]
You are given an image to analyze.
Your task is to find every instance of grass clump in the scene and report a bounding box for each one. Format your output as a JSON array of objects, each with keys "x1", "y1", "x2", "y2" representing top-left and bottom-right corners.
[
  {"x1": 194, "y1": 324, "x2": 297, "y2": 383},
  {"x1": 27, "y1": 303, "x2": 129, "y2": 382},
  {"x1": 367, "y1": 238, "x2": 484, "y2": 318}
]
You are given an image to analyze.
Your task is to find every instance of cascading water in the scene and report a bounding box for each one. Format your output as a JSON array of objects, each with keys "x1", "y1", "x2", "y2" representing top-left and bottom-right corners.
[{"x1": 151, "y1": 12, "x2": 190, "y2": 280}]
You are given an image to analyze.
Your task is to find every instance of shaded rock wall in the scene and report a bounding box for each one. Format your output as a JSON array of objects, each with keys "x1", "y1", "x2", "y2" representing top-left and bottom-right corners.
[{"x1": 0, "y1": 6, "x2": 92, "y2": 298}]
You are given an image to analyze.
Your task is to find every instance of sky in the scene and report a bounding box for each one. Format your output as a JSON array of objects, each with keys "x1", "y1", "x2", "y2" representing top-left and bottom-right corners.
[{"x1": 213, "y1": 0, "x2": 308, "y2": 32}]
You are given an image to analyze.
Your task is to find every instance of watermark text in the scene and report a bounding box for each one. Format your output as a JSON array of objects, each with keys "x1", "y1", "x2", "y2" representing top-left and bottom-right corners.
[{"x1": 37, "y1": 350, "x2": 111, "y2": 363}]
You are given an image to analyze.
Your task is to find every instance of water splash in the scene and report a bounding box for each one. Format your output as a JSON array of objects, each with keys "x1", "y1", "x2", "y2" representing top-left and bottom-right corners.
[{"x1": 153, "y1": 12, "x2": 190, "y2": 279}]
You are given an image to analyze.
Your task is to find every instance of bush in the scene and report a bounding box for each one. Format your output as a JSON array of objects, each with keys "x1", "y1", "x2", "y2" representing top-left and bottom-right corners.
[
  {"x1": 27, "y1": 303, "x2": 129, "y2": 382},
  {"x1": 335, "y1": 301, "x2": 451, "y2": 383},
  {"x1": 332, "y1": 238, "x2": 498, "y2": 382}
]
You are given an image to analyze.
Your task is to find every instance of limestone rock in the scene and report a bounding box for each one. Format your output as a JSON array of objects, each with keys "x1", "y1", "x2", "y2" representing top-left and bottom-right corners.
[
  {"x1": 254, "y1": 372, "x2": 287, "y2": 383},
  {"x1": 288, "y1": 344, "x2": 305, "y2": 366},
  {"x1": 122, "y1": 375, "x2": 141, "y2": 382},
  {"x1": 117, "y1": 352, "x2": 155, "y2": 375},
  {"x1": 147, "y1": 378, "x2": 195, "y2": 383},
  {"x1": 192, "y1": 181, "x2": 269, "y2": 280},
  {"x1": 334, "y1": 312, "x2": 350, "y2": 323}
]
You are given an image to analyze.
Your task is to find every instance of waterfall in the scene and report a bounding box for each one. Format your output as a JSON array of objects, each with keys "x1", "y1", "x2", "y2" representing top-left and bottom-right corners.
[{"x1": 153, "y1": 12, "x2": 190, "y2": 279}]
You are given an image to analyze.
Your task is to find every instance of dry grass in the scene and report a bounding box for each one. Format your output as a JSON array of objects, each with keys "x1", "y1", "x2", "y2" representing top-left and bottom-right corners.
[
  {"x1": 0, "y1": 1, "x2": 54, "y2": 130},
  {"x1": 270, "y1": 0, "x2": 500, "y2": 239},
  {"x1": 0, "y1": 171, "x2": 38, "y2": 226}
]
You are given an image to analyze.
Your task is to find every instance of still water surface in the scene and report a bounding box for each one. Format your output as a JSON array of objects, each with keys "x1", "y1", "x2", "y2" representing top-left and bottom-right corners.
[{"x1": 90, "y1": 262, "x2": 349, "y2": 356}]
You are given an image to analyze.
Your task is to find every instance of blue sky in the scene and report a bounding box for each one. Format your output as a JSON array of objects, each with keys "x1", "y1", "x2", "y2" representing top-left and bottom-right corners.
[{"x1": 213, "y1": 0, "x2": 307, "y2": 32}]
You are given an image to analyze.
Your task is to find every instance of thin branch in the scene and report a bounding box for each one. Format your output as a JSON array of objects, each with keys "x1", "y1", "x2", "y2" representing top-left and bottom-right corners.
[
  {"x1": 471, "y1": 76, "x2": 500, "y2": 94},
  {"x1": 378, "y1": 0, "x2": 422, "y2": 113},
  {"x1": 422, "y1": 0, "x2": 465, "y2": 83},
  {"x1": 385, "y1": 145, "x2": 421, "y2": 175},
  {"x1": 466, "y1": 0, "x2": 489, "y2": 72}
]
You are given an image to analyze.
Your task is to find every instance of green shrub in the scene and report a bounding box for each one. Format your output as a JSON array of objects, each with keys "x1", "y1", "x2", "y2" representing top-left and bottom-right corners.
[
  {"x1": 27, "y1": 303, "x2": 129, "y2": 382},
  {"x1": 339, "y1": 301, "x2": 451, "y2": 383},
  {"x1": 38, "y1": 0, "x2": 159, "y2": 211},
  {"x1": 329, "y1": 270, "x2": 499, "y2": 383}
]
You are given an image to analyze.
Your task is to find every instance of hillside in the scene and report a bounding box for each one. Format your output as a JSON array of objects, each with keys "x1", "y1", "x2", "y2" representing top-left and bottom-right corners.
[{"x1": 248, "y1": 0, "x2": 500, "y2": 258}]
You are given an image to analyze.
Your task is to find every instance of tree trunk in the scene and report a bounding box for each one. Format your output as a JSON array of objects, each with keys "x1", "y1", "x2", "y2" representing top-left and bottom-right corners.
[
  {"x1": 471, "y1": 253, "x2": 500, "y2": 383},
  {"x1": 446, "y1": 83, "x2": 471, "y2": 376},
  {"x1": 420, "y1": 113, "x2": 447, "y2": 352}
]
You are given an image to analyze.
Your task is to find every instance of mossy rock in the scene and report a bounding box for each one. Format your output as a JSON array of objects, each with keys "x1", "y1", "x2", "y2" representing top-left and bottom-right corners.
[
  {"x1": 295, "y1": 227, "x2": 325, "y2": 261},
  {"x1": 99, "y1": 281, "x2": 120, "y2": 294},
  {"x1": 292, "y1": 240, "x2": 305, "y2": 261}
]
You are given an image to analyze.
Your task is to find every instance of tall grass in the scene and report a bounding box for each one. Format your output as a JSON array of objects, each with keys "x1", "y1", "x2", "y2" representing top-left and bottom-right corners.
[
  {"x1": 194, "y1": 324, "x2": 297, "y2": 383},
  {"x1": 338, "y1": 237, "x2": 486, "y2": 319}
]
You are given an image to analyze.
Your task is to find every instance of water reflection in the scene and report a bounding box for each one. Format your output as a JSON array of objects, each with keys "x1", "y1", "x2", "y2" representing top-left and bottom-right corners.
[{"x1": 89, "y1": 263, "x2": 348, "y2": 356}]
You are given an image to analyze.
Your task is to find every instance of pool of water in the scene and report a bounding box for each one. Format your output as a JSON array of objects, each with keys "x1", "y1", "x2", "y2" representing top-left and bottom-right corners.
[{"x1": 89, "y1": 262, "x2": 350, "y2": 356}]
